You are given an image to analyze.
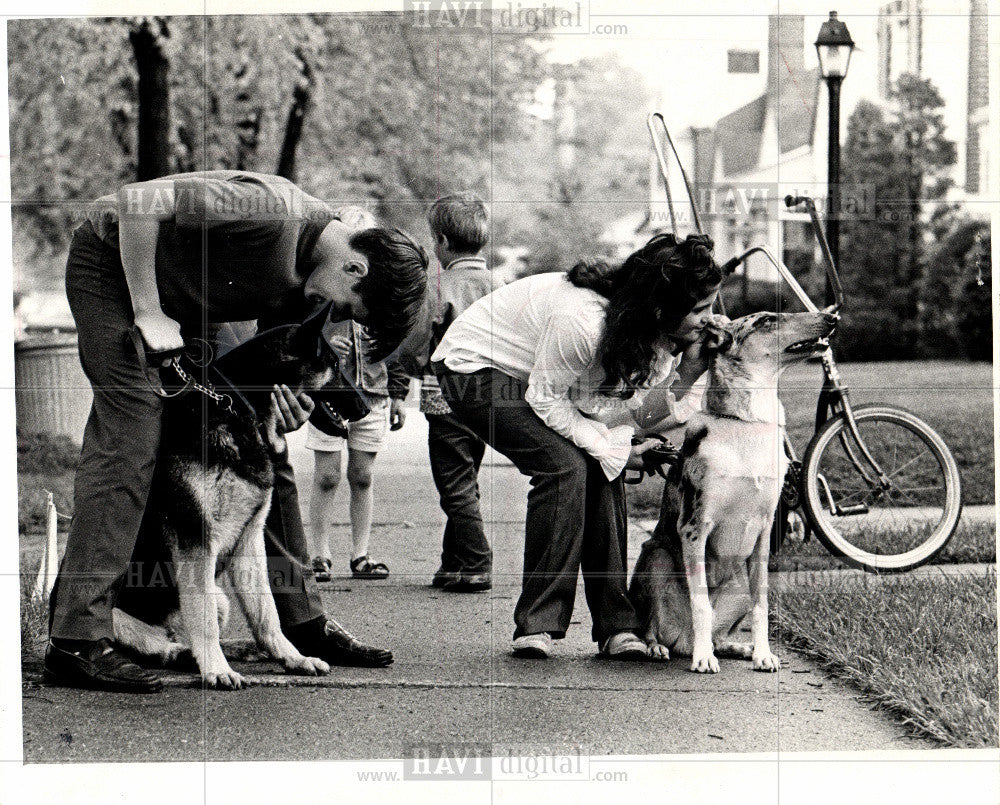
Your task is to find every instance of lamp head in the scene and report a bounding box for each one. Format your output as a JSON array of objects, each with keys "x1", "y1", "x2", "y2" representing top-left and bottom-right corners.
[{"x1": 815, "y1": 11, "x2": 855, "y2": 79}]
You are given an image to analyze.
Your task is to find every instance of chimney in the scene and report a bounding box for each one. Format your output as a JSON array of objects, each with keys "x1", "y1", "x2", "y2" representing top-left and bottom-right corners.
[{"x1": 767, "y1": 14, "x2": 805, "y2": 94}]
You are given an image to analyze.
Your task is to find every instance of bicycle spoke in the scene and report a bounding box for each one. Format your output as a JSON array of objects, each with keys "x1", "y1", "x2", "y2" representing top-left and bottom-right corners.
[{"x1": 882, "y1": 448, "x2": 934, "y2": 481}]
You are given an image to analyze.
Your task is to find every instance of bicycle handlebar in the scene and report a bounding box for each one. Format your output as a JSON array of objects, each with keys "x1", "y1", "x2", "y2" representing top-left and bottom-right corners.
[{"x1": 783, "y1": 194, "x2": 845, "y2": 309}]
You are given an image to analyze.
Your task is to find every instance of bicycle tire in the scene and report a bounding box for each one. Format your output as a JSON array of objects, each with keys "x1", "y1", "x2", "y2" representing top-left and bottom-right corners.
[{"x1": 801, "y1": 405, "x2": 963, "y2": 573}]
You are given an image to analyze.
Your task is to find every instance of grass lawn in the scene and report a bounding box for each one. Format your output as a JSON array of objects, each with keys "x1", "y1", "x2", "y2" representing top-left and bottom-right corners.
[
  {"x1": 772, "y1": 519, "x2": 995, "y2": 570},
  {"x1": 17, "y1": 429, "x2": 78, "y2": 534},
  {"x1": 774, "y1": 569, "x2": 998, "y2": 748},
  {"x1": 20, "y1": 576, "x2": 48, "y2": 660}
]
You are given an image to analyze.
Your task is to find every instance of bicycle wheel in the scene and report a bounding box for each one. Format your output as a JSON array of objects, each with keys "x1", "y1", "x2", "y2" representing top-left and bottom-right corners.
[{"x1": 801, "y1": 405, "x2": 962, "y2": 572}]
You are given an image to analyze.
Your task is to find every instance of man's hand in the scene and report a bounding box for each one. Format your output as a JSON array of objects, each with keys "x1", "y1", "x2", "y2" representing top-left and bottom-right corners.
[
  {"x1": 271, "y1": 384, "x2": 315, "y2": 434},
  {"x1": 134, "y1": 310, "x2": 184, "y2": 365},
  {"x1": 389, "y1": 399, "x2": 406, "y2": 431}
]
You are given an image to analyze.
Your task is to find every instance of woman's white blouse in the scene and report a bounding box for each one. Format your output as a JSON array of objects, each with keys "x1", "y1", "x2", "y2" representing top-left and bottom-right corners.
[{"x1": 432, "y1": 272, "x2": 705, "y2": 480}]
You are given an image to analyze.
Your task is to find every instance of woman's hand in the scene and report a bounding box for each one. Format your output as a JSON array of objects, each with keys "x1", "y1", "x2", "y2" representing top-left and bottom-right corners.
[
  {"x1": 678, "y1": 313, "x2": 730, "y2": 380},
  {"x1": 133, "y1": 310, "x2": 184, "y2": 363},
  {"x1": 625, "y1": 437, "x2": 663, "y2": 471},
  {"x1": 271, "y1": 384, "x2": 315, "y2": 434}
]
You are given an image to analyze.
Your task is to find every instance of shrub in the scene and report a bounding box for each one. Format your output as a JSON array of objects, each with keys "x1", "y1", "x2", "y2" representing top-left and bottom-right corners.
[{"x1": 17, "y1": 429, "x2": 80, "y2": 474}]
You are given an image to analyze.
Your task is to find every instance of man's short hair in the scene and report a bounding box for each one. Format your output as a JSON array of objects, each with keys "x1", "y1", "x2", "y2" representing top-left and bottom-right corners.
[
  {"x1": 427, "y1": 192, "x2": 490, "y2": 254},
  {"x1": 349, "y1": 228, "x2": 429, "y2": 361}
]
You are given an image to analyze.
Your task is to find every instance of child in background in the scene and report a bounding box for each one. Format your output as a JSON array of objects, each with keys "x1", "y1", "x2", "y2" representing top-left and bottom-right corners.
[
  {"x1": 307, "y1": 206, "x2": 411, "y2": 582},
  {"x1": 415, "y1": 192, "x2": 500, "y2": 592}
]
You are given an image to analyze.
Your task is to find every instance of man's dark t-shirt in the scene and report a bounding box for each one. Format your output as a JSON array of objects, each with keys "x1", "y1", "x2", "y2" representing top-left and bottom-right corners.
[{"x1": 87, "y1": 170, "x2": 335, "y2": 326}]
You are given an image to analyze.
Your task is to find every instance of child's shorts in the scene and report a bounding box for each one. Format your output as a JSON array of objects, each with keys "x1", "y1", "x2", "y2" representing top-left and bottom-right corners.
[{"x1": 305, "y1": 396, "x2": 390, "y2": 454}]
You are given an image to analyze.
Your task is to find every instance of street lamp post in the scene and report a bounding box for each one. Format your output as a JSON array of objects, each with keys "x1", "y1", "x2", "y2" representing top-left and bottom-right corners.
[{"x1": 815, "y1": 11, "x2": 855, "y2": 306}]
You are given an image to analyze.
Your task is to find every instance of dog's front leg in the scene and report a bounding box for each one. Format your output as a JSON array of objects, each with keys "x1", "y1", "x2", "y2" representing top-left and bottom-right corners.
[
  {"x1": 228, "y1": 507, "x2": 330, "y2": 677},
  {"x1": 679, "y1": 517, "x2": 719, "y2": 673},
  {"x1": 174, "y1": 551, "x2": 246, "y2": 689},
  {"x1": 748, "y1": 519, "x2": 780, "y2": 672}
]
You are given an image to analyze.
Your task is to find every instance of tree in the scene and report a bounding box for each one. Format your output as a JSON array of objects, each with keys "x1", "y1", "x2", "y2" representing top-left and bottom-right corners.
[{"x1": 837, "y1": 74, "x2": 957, "y2": 360}]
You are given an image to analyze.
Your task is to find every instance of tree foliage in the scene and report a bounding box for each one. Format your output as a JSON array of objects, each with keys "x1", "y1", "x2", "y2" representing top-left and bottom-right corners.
[
  {"x1": 491, "y1": 53, "x2": 652, "y2": 275},
  {"x1": 917, "y1": 209, "x2": 992, "y2": 361},
  {"x1": 8, "y1": 14, "x2": 550, "y2": 296}
]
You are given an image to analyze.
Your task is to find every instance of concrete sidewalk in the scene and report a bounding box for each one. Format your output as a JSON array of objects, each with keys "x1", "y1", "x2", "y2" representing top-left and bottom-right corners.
[{"x1": 21, "y1": 411, "x2": 943, "y2": 761}]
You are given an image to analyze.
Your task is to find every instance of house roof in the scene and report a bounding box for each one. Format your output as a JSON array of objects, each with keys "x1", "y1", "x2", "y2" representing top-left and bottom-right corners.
[
  {"x1": 713, "y1": 67, "x2": 820, "y2": 177},
  {"x1": 714, "y1": 96, "x2": 768, "y2": 175},
  {"x1": 776, "y1": 66, "x2": 820, "y2": 155}
]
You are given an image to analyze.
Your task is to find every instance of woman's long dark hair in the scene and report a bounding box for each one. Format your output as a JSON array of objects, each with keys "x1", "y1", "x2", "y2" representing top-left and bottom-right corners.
[{"x1": 567, "y1": 232, "x2": 722, "y2": 398}]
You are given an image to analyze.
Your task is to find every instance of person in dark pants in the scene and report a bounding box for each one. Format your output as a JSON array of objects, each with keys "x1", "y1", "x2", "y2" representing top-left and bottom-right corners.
[
  {"x1": 412, "y1": 192, "x2": 500, "y2": 592},
  {"x1": 46, "y1": 171, "x2": 427, "y2": 692},
  {"x1": 432, "y1": 233, "x2": 724, "y2": 660}
]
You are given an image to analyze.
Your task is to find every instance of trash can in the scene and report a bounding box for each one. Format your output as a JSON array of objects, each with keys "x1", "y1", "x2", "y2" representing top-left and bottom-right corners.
[{"x1": 14, "y1": 332, "x2": 91, "y2": 444}]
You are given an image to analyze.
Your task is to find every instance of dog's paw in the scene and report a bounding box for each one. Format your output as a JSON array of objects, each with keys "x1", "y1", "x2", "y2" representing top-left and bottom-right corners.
[
  {"x1": 752, "y1": 651, "x2": 781, "y2": 672},
  {"x1": 690, "y1": 652, "x2": 720, "y2": 674},
  {"x1": 282, "y1": 655, "x2": 331, "y2": 676},
  {"x1": 648, "y1": 643, "x2": 670, "y2": 661},
  {"x1": 204, "y1": 668, "x2": 246, "y2": 690}
]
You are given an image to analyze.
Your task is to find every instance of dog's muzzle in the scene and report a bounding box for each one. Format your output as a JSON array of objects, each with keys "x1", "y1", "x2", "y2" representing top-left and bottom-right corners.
[
  {"x1": 785, "y1": 313, "x2": 838, "y2": 354},
  {"x1": 308, "y1": 379, "x2": 371, "y2": 438},
  {"x1": 308, "y1": 342, "x2": 372, "y2": 438}
]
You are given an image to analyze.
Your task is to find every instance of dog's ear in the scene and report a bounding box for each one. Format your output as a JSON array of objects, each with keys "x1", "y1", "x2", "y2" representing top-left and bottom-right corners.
[{"x1": 702, "y1": 320, "x2": 734, "y2": 354}]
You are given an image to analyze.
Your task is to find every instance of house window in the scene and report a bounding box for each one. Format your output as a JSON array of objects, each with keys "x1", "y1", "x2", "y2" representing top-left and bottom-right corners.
[{"x1": 728, "y1": 50, "x2": 760, "y2": 74}]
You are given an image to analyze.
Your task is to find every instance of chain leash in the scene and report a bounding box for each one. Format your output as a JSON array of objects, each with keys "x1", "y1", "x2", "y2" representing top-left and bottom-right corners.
[{"x1": 170, "y1": 358, "x2": 234, "y2": 413}]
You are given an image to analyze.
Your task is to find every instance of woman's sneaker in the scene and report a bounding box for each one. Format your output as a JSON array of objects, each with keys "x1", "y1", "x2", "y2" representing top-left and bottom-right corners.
[
  {"x1": 512, "y1": 632, "x2": 552, "y2": 659},
  {"x1": 599, "y1": 631, "x2": 649, "y2": 661}
]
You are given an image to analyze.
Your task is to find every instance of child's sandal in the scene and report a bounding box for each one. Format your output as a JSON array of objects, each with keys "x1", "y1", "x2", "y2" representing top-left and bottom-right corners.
[
  {"x1": 350, "y1": 555, "x2": 390, "y2": 579},
  {"x1": 311, "y1": 557, "x2": 333, "y2": 583}
]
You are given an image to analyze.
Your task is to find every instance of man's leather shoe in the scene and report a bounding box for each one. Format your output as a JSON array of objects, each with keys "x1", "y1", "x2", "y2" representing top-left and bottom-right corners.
[
  {"x1": 44, "y1": 638, "x2": 164, "y2": 693},
  {"x1": 285, "y1": 617, "x2": 393, "y2": 668},
  {"x1": 431, "y1": 567, "x2": 459, "y2": 588},
  {"x1": 442, "y1": 572, "x2": 492, "y2": 593}
]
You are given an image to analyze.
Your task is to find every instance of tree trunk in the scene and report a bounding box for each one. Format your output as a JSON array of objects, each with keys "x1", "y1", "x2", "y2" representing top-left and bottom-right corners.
[
  {"x1": 128, "y1": 18, "x2": 172, "y2": 181},
  {"x1": 276, "y1": 48, "x2": 314, "y2": 182},
  {"x1": 233, "y1": 59, "x2": 262, "y2": 171}
]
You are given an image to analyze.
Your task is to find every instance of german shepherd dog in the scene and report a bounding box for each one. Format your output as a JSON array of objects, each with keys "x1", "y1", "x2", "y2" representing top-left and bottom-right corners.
[
  {"x1": 111, "y1": 304, "x2": 367, "y2": 689},
  {"x1": 629, "y1": 311, "x2": 837, "y2": 673}
]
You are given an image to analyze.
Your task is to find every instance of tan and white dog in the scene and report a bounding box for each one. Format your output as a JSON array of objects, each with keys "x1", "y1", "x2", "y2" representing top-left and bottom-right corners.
[{"x1": 629, "y1": 310, "x2": 837, "y2": 673}]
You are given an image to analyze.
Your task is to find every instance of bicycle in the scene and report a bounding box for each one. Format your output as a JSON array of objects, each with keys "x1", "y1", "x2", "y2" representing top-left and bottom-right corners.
[{"x1": 638, "y1": 113, "x2": 964, "y2": 573}]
